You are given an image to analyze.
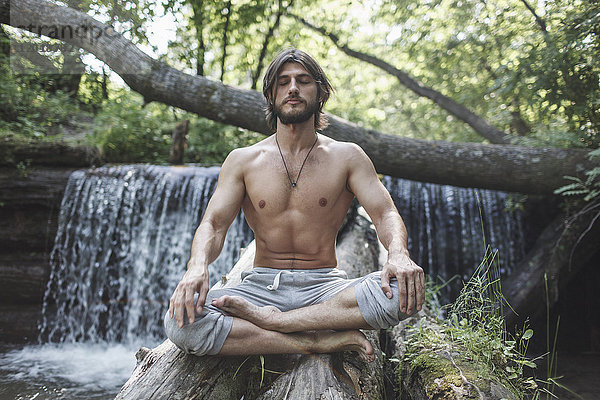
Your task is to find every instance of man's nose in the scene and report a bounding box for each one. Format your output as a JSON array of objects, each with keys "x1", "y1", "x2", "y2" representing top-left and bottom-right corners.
[{"x1": 288, "y1": 78, "x2": 299, "y2": 94}]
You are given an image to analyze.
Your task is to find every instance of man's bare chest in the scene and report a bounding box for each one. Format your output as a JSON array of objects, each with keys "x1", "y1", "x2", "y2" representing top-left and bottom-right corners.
[{"x1": 243, "y1": 157, "x2": 351, "y2": 216}]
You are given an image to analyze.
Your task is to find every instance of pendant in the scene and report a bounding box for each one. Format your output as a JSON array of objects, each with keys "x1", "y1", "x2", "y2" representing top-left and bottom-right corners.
[{"x1": 291, "y1": 182, "x2": 297, "y2": 187}]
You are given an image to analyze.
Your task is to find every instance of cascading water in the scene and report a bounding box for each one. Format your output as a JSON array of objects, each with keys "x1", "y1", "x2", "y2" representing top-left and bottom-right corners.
[
  {"x1": 383, "y1": 176, "x2": 525, "y2": 299},
  {"x1": 38, "y1": 166, "x2": 526, "y2": 344},
  {"x1": 0, "y1": 165, "x2": 254, "y2": 400},
  {"x1": 39, "y1": 165, "x2": 254, "y2": 345},
  {"x1": 1, "y1": 164, "x2": 526, "y2": 400}
]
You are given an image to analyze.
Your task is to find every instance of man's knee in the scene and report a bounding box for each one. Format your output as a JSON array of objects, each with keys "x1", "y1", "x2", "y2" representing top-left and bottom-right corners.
[
  {"x1": 355, "y1": 273, "x2": 411, "y2": 330},
  {"x1": 163, "y1": 309, "x2": 233, "y2": 356}
]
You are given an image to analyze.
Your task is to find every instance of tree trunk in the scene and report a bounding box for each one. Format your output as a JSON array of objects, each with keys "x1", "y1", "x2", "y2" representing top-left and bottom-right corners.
[
  {"x1": 502, "y1": 205, "x2": 600, "y2": 328},
  {"x1": 101, "y1": 65, "x2": 109, "y2": 99},
  {"x1": 287, "y1": 13, "x2": 513, "y2": 145},
  {"x1": 1, "y1": 0, "x2": 594, "y2": 195},
  {"x1": 250, "y1": 0, "x2": 285, "y2": 90},
  {"x1": 219, "y1": 0, "x2": 231, "y2": 83},
  {"x1": 168, "y1": 119, "x2": 189, "y2": 165},
  {"x1": 190, "y1": 0, "x2": 205, "y2": 76},
  {"x1": 115, "y1": 208, "x2": 384, "y2": 400}
]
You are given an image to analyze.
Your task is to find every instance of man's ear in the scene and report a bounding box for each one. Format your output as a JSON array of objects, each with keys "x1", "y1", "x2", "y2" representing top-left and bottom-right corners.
[{"x1": 317, "y1": 86, "x2": 327, "y2": 102}]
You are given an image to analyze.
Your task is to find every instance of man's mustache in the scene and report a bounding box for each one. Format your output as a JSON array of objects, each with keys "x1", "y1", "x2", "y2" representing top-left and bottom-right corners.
[{"x1": 283, "y1": 96, "x2": 304, "y2": 103}]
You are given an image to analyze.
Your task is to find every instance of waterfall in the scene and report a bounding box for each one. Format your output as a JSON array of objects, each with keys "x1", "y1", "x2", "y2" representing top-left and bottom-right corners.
[
  {"x1": 39, "y1": 165, "x2": 525, "y2": 345},
  {"x1": 39, "y1": 165, "x2": 254, "y2": 344},
  {"x1": 383, "y1": 176, "x2": 525, "y2": 299}
]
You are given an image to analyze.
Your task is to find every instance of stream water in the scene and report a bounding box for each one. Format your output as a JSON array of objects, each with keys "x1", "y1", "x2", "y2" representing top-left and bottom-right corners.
[{"x1": 0, "y1": 165, "x2": 525, "y2": 399}]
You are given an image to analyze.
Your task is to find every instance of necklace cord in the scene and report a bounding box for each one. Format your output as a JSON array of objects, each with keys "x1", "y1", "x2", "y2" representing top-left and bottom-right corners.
[{"x1": 275, "y1": 133, "x2": 318, "y2": 187}]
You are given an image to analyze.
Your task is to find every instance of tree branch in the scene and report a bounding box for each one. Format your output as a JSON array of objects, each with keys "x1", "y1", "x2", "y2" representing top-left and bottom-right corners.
[
  {"x1": 1, "y1": 0, "x2": 595, "y2": 195},
  {"x1": 251, "y1": 0, "x2": 287, "y2": 90},
  {"x1": 287, "y1": 13, "x2": 514, "y2": 145},
  {"x1": 519, "y1": 0, "x2": 548, "y2": 34}
]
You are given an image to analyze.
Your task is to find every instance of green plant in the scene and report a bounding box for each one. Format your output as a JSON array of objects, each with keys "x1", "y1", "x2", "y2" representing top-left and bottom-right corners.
[
  {"x1": 0, "y1": 63, "x2": 83, "y2": 138},
  {"x1": 554, "y1": 148, "x2": 600, "y2": 202},
  {"x1": 403, "y1": 245, "x2": 575, "y2": 399},
  {"x1": 185, "y1": 118, "x2": 263, "y2": 165},
  {"x1": 16, "y1": 159, "x2": 32, "y2": 178},
  {"x1": 445, "y1": 247, "x2": 537, "y2": 394},
  {"x1": 88, "y1": 92, "x2": 176, "y2": 163},
  {"x1": 86, "y1": 88, "x2": 264, "y2": 164}
]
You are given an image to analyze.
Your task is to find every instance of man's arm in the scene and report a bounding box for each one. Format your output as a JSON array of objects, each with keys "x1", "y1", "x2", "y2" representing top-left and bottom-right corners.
[
  {"x1": 346, "y1": 143, "x2": 425, "y2": 315},
  {"x1": 168, "y1": 149, "x2": 247, "y2": 328}
]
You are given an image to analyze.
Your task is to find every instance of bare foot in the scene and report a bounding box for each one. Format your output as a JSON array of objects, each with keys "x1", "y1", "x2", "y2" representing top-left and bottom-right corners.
[
  {"x1": 212, "y1": 295, "x2": 281, "y2": 330},
  {"x1": 313, "y1": 330, "x2": 375, "y2": 363}
]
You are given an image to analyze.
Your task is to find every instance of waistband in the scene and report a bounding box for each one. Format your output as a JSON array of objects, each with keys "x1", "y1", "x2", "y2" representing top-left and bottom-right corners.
[
  {"x1": 250, "y1": 267, "x2": 341, "y2": 291},
  {"x1": 252, "y1": 266, "x2": 339, "y2": 274}
]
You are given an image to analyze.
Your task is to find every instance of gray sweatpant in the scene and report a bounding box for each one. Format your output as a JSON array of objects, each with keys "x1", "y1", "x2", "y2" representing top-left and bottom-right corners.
[{"x1": 164, "y1": 267, "x2": 410, "y2": 356}]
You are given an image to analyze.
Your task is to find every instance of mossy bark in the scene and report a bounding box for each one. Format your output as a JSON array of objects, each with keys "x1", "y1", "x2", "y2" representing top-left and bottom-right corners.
[{"x1": 391, "y1": 313, "x2": 519, "y2": 400}]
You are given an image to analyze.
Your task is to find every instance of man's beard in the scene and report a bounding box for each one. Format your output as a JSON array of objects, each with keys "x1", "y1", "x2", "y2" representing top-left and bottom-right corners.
[{"x1": 274, "y1": 96, "x2": 319, "y2": 126}]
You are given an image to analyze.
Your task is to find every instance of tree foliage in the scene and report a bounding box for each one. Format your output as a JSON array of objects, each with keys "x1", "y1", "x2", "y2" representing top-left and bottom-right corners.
[
  {"x1": 170, "y1": 0, "x2": 597, "y2": 148},
  {"x1": 1, "y1": 0, "x2": 598, "y2": 165}
]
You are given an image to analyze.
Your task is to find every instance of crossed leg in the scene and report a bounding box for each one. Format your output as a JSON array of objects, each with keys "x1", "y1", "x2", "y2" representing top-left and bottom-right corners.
[
  {"x1": 213, "y1": 286, "x2": 372, "y2": 333},
  {"x1": 219, "y1": 317, "x2": 375, "y2": 362},
  {"x1": 213, "y1": 287, "x2": 376, "y2": 362}
]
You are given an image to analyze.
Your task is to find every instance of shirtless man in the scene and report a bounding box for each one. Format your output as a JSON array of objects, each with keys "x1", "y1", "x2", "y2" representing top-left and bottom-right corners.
[{"x1": 165, "y1": 48, "x2": 425, "y2": 362}]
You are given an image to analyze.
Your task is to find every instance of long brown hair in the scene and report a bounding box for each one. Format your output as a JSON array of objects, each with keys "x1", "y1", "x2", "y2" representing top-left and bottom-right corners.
[{"x1": 262, "y1": 48, "x2": 334, "y2": 132}]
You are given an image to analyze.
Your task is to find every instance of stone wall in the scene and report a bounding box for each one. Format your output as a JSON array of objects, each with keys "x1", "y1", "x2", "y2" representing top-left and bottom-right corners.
[{"x1": 0, "y1": 138, "x2": 100, "y2": 342}]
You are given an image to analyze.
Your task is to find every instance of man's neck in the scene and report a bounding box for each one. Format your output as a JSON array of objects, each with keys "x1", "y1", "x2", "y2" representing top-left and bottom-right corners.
[{"x1": 275, "y1": 119, "x2": 317, "y2": 155}]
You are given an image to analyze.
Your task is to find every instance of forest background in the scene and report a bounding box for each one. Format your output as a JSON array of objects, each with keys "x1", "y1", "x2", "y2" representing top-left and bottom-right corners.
[
  {"x1": 1, "y1": 0, "x2": 598, "y2": 169},
  {"x1": 0, "y1": 0, "x2": 599, "y2": 397}
]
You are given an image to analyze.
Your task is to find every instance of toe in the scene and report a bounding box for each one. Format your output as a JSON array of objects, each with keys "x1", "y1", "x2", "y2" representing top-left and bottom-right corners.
[{"x1": 211, "y1": 295, "x2": 228, "y2": 308}]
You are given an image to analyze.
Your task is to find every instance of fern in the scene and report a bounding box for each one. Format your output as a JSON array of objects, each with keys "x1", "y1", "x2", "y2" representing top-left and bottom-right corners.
[{"x1": 555, "y1": 149, "x2": 600, "y2": 201}]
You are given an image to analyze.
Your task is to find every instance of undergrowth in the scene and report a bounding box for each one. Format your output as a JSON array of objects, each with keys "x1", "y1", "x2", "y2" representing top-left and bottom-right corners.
[{"x1": 403, "y1": 246, "x2": 577, "y2": 399}]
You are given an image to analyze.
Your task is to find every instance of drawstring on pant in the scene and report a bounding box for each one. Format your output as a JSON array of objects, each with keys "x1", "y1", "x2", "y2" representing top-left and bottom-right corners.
[{"x1": 267, "y1": 270, "x2": 292, "y2": 291}]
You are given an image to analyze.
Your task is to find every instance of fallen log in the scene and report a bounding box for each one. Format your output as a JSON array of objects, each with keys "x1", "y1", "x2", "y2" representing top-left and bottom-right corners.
[
  {"x1": 115, "y1": 208, "x2": 384, "y2": 399},
  {"x1": 1, "y1": 0, "x2": 596, "y2": 195}
]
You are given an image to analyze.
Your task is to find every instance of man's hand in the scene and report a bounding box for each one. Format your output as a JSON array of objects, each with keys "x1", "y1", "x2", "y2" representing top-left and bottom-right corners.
[
  {"x1": 168, "y1": 267, "x2": 210, "y2": 328},
  {"x1": 380, "y1": 253, "x2": 425, "y2": 315}
]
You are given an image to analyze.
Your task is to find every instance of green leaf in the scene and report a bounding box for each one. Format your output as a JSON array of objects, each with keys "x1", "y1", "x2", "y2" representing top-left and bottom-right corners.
[{"x1": 521, "y1": 360, "x2": 537, "y2": 368}]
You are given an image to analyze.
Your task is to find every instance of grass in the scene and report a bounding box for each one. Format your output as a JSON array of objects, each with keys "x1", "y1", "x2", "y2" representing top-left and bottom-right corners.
[{"x1": 402, "y1": 243, "x2": 579, "y2": 399}]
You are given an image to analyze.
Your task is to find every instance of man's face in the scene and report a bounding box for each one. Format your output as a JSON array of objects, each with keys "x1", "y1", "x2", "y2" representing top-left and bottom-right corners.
[{"x1": 273, "y1": 62, "x2": 319, "y2": 126}]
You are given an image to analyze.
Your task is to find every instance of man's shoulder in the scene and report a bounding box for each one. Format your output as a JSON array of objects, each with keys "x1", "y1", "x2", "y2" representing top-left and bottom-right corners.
[
  {"x1": 319, "y1": 135, "x2": 366, "y2": 161},
  {"x1": 319, "y1": 134, "x2": 362, "y2": 152},
  {"x1": 226, "y1": 137, "x2": 272, "y2": 160}
]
